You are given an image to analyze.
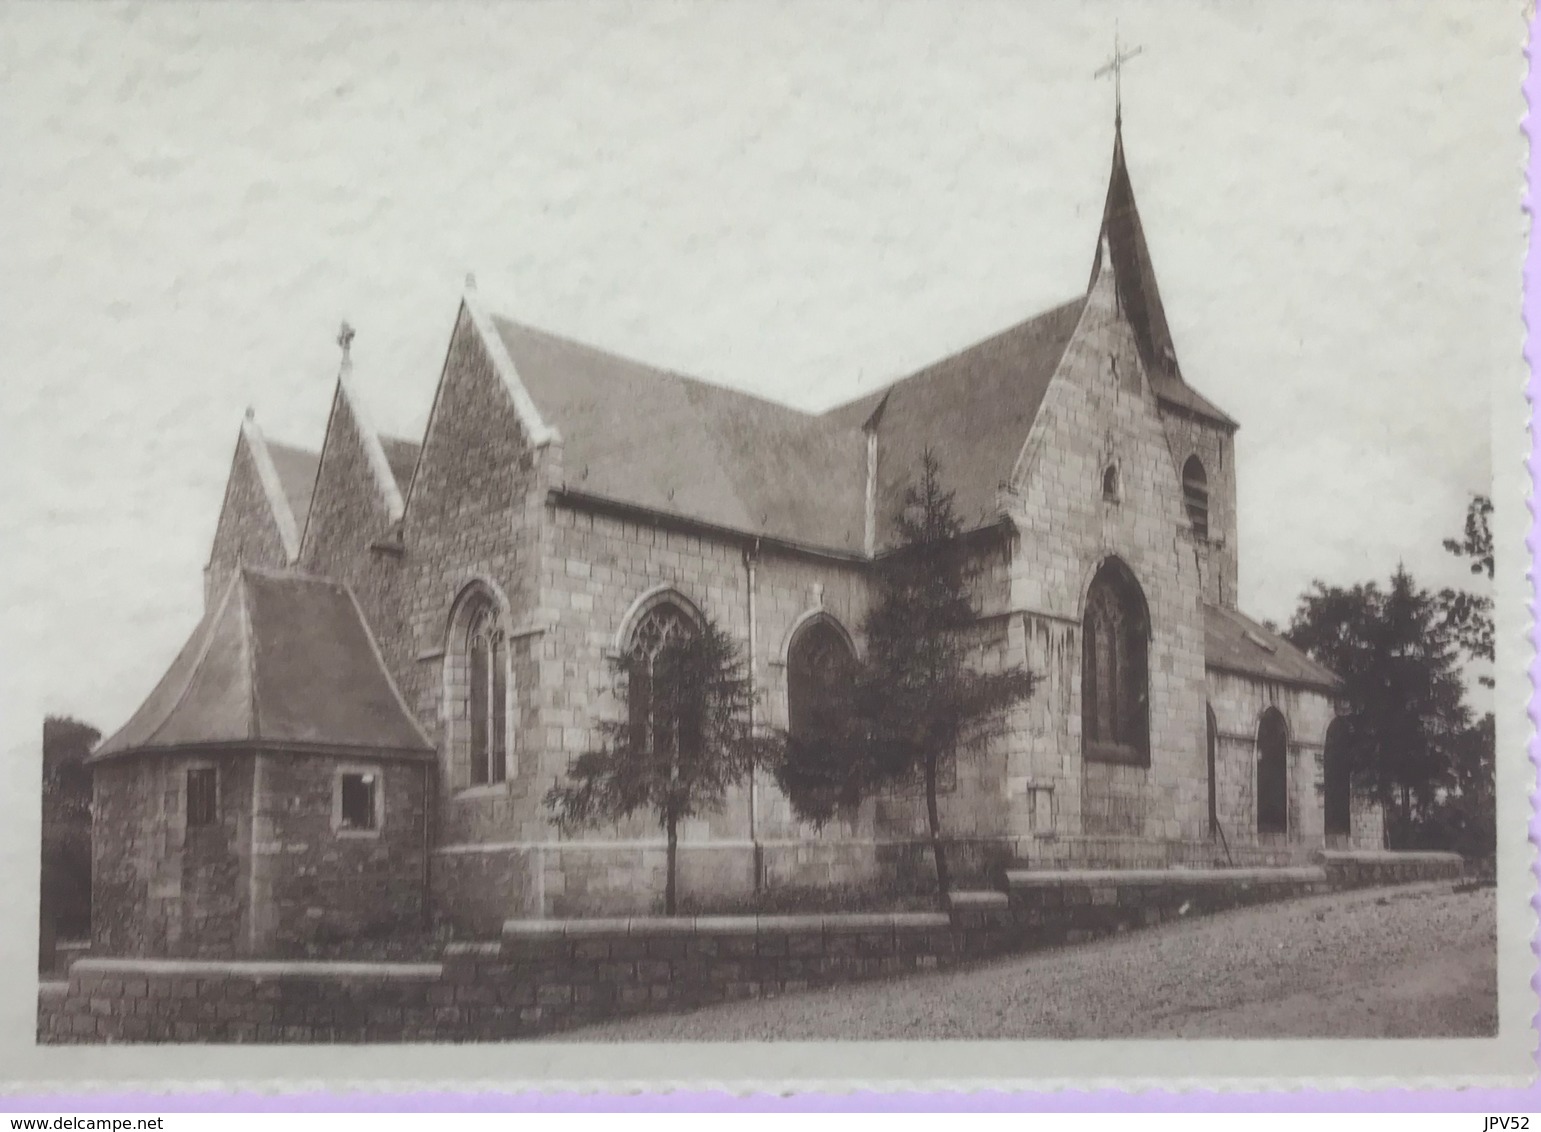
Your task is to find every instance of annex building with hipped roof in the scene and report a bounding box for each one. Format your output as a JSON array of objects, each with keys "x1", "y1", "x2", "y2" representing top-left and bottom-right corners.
[{"x1": 93, "y1": 121, "x2": 1382, "y2": 952}]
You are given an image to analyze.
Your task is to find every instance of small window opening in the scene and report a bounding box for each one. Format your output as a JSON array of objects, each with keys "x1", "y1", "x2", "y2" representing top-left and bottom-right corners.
[
  {"x1": 340, "y1": 772, "x2": 377, "y2": 831},
  {"x1": 1102, "y1": 463, "x2": 1120, "y2": 501},
  {"x1": 1182, "y1": 455, "x2": 1210, "y2": 539},
  {"x1": 186, "y1": 767, "x2": 218, "y2": 827}
]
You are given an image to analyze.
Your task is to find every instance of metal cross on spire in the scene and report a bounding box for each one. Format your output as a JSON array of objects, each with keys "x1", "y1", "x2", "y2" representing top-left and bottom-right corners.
[
  {"x1": 337, "y1": 320, "x2": 355, "y2": 368},
  {"x1": 1094, "y1": 27, "x2": 1143, "y2": 127}
]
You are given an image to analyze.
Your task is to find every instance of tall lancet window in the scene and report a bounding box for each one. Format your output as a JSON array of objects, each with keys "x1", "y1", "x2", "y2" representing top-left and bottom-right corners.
[
  {"x1": 787, "y1": 618, "x2": 857, "y2": 764},
  {"x1": 626, "y1": 600, "x2": 700, "y2": 756},
  {"x1": 1081, "y1": 558, "x2": 1151, "y2": 766},
  {"x1": 466, "y1": 602, "x2": 507, "y2": 786}
]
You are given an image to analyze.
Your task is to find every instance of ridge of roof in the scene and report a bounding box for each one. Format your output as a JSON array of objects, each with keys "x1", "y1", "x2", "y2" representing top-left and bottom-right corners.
[
  {"x1": 819, "y1": 297, "x2": 1087, "y2": 424},
  {"x1": 493, "y1": 315, "x2": 868, "y2": 553}
]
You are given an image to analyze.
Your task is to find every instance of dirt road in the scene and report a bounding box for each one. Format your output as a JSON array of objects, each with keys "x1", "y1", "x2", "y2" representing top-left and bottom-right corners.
[{"x1": 559, "y1": 881, "x2": 1497, "y2": 1041}]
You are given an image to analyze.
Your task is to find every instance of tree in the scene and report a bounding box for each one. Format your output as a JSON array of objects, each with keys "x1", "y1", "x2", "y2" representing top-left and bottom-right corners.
[
  {"x1": 545, "y1": 616, "x2": 770, "y2": 914},
  {"x1": 1439, "y1": 494, "x2": 1494, "y2": 685},
  {"x1": 41, "y1": 715, "x2": 100, "y2": 945},
  {"x1": 774, "y1": 450, "x2": 1037, "y2": 904},
  {"x1": 1285, "y1": 568, "x2": 1470, "y2": 847}
]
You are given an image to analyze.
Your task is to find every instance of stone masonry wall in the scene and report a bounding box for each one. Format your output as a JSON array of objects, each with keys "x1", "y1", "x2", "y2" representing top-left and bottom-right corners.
[
  {"x1": 392, "y1": 308, "x2": 550, "y2": 851},
  {"x1": 1157, "y1": 409, "x2": 1238, "y2": 609},
  {"x1": 297, "y1": 382, "x2": 414, "y2": 688},
  {"x1": 92, "y1": 755, "x2": 255, "y2": 959},
  {"x1": 1003, "y1": 246, "x2": 1209, "y2": 847},
  {"x1": 1205, "y1": 669, "x2": 1335, "y2": 851},
  {"x1": 249, "y1": 753, "x2": 429, "y2": 953},
  {"x1": 204, "y1": 433, "x2": 292, "y2": 610},
  {"x1": 43, "y1": 851, "x2": 1463, "y2": 1044}
]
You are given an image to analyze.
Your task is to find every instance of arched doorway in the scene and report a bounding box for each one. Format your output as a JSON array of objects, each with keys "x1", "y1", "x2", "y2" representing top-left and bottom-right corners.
[
  {"x1": 1256, "y1": 708, "x2": 1289, "y2": 836},
  {"x1": 1323, "y1": 716, "x2": 1352, "y2": 843}
]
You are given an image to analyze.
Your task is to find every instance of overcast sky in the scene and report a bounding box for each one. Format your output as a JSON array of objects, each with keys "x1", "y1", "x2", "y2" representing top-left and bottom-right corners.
[{"x1": 0, "y1": 1, "x2": 1515, "y2": 763}]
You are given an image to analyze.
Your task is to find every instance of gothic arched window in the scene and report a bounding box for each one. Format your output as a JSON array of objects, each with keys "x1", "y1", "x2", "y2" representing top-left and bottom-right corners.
[
  {"x1": 1256, "y1": 707, "x2": 1289, "y2": 835},
  {"x1": 1183, "y1": 455, "x2": 1209, "y2": 539},
  {"x1": 1081, "y1": 558, "x2": 1151, "y2": 766},
  {"x1": 626, "y1": 600, "x2": 700, "y2": 756},
  {"x1": 787, "y1": 618, "x2": 857, "y2": 762},
  {"x1": 465, "y1": 602, "x2": 507, "y2": 786}
]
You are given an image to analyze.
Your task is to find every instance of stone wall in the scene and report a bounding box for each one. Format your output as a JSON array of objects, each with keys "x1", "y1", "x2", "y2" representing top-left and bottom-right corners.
[
  {"x1": 1003, "y1": 251, "x2": 1209, "y2": 848},
  {"x1": 250, "y1": 753, "x2": 430, "y2": 952},
  {"x1": 42, "y1": 851, "x2": 1465, "y2": 1044},
  {"x1": 393, "y1": 307, "x2": 550, "y2": 850},
  {"x1": 1156, "y1": 407, "x2": 1238, "y2": 608},
  {"x1": 1205, "y1": 669, "x2": 1336, "y2": 850},
  {"x1": 297, "y1": 381, "x2": 413, "y2": 689},
  {"x1": 91, "y1": 755, "x2": 255, "y2": 959},
  {"x1": 204, "y1": 430, "x2": 293, "y2": 610}
]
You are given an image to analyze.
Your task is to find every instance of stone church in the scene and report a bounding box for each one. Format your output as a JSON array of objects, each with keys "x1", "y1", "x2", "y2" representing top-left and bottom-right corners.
[{"x1": 89, "y1": 121, "x2": 1382, "y2": 956}]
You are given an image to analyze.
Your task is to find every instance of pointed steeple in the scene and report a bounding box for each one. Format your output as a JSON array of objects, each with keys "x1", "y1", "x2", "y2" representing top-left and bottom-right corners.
[{"x1": 1088, "y1": 117, "x2": 1180, "y2": 379}]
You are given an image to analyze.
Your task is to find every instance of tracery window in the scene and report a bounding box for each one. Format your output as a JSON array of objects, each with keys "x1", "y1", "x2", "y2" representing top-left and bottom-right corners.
[
  {"x1": 1081, "y1": 558, "x2": 1151, "y2": 766},
  {"x1": 465, "y1": 602, "x2": 507, "y2": 786},
  {"x1": 1182, "y1": 455, "x2": 1209, "y2": 540},
  {"x1": 626, "y1": 600, "x2": 699, "y2": 756},
  {"x1": 787, "y1": 618, "x2": 856, "y2": 762}
]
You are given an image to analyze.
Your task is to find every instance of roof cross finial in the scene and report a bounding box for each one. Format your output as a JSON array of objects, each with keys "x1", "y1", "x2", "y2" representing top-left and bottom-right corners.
[
  {"x1": 337, "y1": 320, "x2": 355, "y2": 369},
  {"x1": 1094, "y1": 25, "x2": 1143, "y2": 128}
]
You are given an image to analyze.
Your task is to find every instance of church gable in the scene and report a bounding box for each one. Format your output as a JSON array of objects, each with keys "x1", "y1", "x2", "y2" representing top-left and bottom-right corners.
[
  {"x1": 204, "y1": 417, "x2": 308, "y2": 608},
  {"x1": 300, "y1": 373, "x2": 407, "y2": 568}
]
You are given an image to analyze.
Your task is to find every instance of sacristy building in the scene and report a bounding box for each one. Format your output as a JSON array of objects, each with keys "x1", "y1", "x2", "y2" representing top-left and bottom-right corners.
[{"x1": 89, "y1": 122, "x2": 1382, "y2": 956}]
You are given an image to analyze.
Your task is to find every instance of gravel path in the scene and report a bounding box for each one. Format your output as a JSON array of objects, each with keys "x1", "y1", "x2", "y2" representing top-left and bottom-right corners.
[{"x1": 557, "y1": 881, "x2": 1497, "y2": 1041}]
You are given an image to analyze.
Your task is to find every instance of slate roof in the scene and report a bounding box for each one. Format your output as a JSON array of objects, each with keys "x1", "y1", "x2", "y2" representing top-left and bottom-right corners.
[
  {"x1": 822, "y1": 298, "x2": 1087, "y2": 548},
  {"x1": 1204, "y1": 603, "x2": 1340, "y2": 692},
  {"x1": 265, "y1": 442, "x2": 320, "y2": 532},
  {"x1": 494, "y1": 318, "x2": 870, "y2": 553},
  {"x1": 92, "y1": 568, "x2": 433, "y2": 762},
  {"x1": 1090, "y1": 124, "x2": 1236, "y2": 431}
]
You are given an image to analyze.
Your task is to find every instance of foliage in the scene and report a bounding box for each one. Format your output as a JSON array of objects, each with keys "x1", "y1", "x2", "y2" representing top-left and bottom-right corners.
[
  {"x1": 41, "y1": 715, "x2": 99, "y2": 941},
  {"x1": 544, "y1": 616, "x2": 774, "y2": 914},
  {"x1": 1438, "y1": 494, "x2": 1494, "y2": 685},
  {"x1": 773, "y1": 450, "x2": 1037, "y2": 903},
  {"x1": 1285, "y1": 568, "x2": 1470, "y2": 846},
  {"x1": 42, "y1": 715, "x2": 99, "y2": 823}
]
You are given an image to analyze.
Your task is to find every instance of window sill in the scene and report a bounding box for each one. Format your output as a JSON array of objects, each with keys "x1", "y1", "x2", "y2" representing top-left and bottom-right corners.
[
  {"x1": 454, "y1": 782, "x2": 512, "y2": 800},
  {"x1": 1083, "y1": 741, "x2": 1150, "y2": 768},
  {"x1": 334, "y1": 827, "x2": 382, "y2": 839}
]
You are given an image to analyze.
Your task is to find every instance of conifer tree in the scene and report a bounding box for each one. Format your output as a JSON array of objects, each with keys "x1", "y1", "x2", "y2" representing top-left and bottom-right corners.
[{"x1": 775, "y1": 451, "x2": 1037, "y2": 904}]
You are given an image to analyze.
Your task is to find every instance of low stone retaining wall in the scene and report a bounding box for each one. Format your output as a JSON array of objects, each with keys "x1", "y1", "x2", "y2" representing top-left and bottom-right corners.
[{"x1": 38, "y1": 849, "x2": 1468, "y2": 1044}]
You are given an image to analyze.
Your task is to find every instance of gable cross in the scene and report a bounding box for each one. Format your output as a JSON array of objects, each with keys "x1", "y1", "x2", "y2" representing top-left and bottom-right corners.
[
  {"x1": 1094, "y1": 29, "x2": 1143, "y2": 126},
  {"x1": 337, "y1": 320, "x2": 356, "y2": 366}
]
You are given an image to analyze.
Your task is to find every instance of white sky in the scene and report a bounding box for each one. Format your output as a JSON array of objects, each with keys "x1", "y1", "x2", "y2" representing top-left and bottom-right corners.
[{"x1": 0, "y1": 1, "x2": 1516, "y2": 763}]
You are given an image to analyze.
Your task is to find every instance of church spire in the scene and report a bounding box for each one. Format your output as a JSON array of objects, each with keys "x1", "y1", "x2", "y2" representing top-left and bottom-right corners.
[{"x1": 1087, "y1": 83, "x2": 1181, "y2": 380}]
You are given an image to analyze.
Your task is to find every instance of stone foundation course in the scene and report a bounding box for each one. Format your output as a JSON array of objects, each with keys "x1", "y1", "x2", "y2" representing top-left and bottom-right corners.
[{"x1": 38, "y1": 850, "x2": 1465, "y2": 1044}]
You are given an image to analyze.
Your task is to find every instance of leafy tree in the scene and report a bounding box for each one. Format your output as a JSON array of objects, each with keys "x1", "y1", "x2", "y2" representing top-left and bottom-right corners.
[
  {"x1": 1439, "y1": 494, "x2": 1494, "y2": 685},
  {"x1": 545, "y1": 617, "x2": 771, "y2": 914},
  {"x1": 1285, "y1": 568, "x2": 1470, "y2": 847},
  {"x1": 775, "y1": 450, "x2": 1037, "y2": 904},
  {"x1": 41, "y1": 715, "x2": 99, "y2": 944}
]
